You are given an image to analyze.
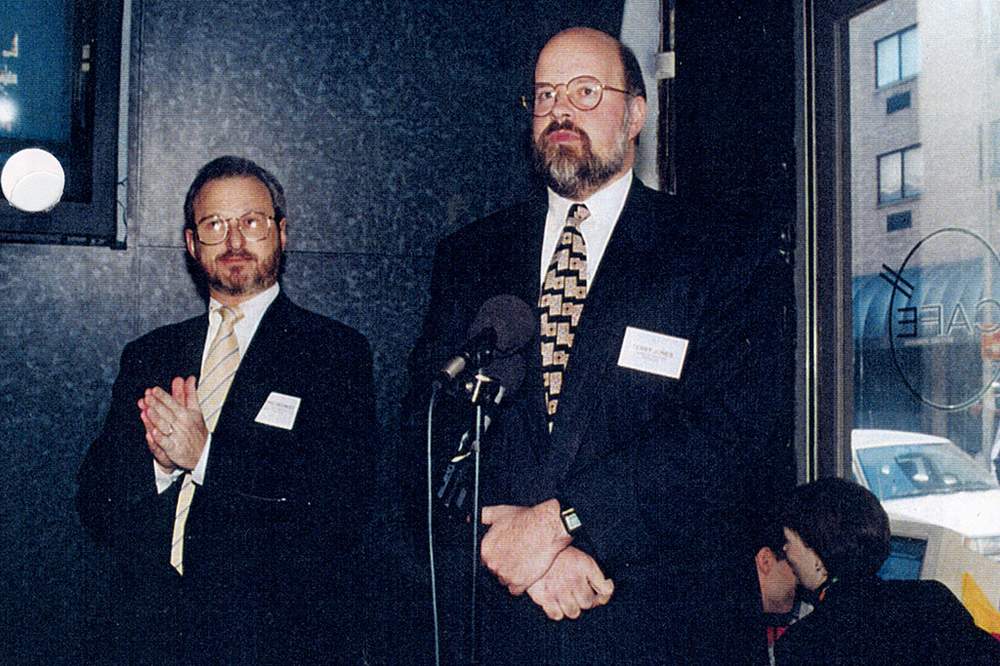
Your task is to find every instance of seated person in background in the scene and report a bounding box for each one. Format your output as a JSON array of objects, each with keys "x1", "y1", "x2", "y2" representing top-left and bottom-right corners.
[
  {"x1": 773, "y1": 478, "x2": 1000, "y2": 665},
  {"x1": 755, "y1": 523, "x2": 808, "y2": 665}
]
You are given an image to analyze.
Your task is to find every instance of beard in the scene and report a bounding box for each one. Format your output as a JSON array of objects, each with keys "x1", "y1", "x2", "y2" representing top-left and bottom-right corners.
[
  {"x1": 532, "y1": 114, "x2": 630, "y2": 199},
  {"x1": 197, "y1": 243, "x2": 282, "y2": 298}
]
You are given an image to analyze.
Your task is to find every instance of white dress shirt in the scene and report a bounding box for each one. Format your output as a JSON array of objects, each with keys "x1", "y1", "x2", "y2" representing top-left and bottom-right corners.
[
  {"x1": 539, "y1": 169, "x2": 633, "y2": 287},
  {"x1": 154, "y1": 283, "x2": 280, "y2": 493}
]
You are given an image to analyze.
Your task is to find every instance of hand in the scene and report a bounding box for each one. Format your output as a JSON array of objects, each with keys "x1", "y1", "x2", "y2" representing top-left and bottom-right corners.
[
  {"x1": 480, "y1": 499, "x2": 571, "y2": 595},
  {"x1": 526, "y1": 546, "x2": 614, "y2": 620},
  {"x1": 138, "y1": 376, "x2": 207, "y2": 470}
]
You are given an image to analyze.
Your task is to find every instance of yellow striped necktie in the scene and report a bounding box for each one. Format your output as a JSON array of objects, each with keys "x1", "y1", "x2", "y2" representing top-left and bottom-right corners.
[
  {"x1": 539, "y1": 203, "x2": 589, "y2": 432},
  {"x1": 170, "y1": 305, "x2": 243, "y2": 575}
]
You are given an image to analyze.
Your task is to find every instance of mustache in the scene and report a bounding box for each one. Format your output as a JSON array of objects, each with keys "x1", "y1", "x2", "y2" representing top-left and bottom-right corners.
[
  {"x1": 542, "y1": 119, "x2": 589, "y2": 140},
  {"x1": 217, "y1": 250, "x2": 256, "y2": 261}
]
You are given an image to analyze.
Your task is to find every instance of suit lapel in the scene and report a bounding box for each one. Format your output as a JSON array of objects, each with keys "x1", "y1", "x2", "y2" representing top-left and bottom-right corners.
[
  {"x1": 210, "y1": 293, "x2": 291, "y2": 436},
  {"x1": 493, "y1": 200, "x2": 551, "y2": 453},
  {"x1": 543, "y1": 180, "x2": 698, "y2": 480},
  {"x1": 175, "y1": 316, "x2": 209, "y2": 381}
]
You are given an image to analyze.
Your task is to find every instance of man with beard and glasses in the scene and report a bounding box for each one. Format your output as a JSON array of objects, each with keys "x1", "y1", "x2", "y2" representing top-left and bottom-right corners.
[
  {"x1": 404, "y1": 27, "x2": 793, "y2": 664},
  {"x1": 77, "y1": 156, "x2": 376, "y2": 664}
]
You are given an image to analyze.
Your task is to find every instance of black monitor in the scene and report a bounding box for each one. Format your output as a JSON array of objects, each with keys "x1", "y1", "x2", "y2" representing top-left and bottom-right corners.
[{"x1": 0, "y1": 0, "x2": 124, "y2": 246}]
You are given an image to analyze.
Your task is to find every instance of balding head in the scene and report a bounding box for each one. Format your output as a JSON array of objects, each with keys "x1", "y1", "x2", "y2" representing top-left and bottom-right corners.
[{"x1": 538, "y1": 28, "x2": 646, "y2": 100}]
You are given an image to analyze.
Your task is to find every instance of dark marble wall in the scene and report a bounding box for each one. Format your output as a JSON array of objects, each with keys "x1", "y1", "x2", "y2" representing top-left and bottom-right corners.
[{"x1": 0, "y1": 1, "x2": 796, "y2": 661}]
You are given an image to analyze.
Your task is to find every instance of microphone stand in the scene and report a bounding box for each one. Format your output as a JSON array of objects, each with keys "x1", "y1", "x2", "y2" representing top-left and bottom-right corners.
[
  {"x1": 468, "y1": 370, "x2": 493, "y2": 666},
  {"x1": 429, "y1": 368, "x2": 505, "y2": 666}
]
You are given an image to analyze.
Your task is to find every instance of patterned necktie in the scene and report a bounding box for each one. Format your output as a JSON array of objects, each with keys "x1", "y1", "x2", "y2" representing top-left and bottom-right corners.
[
  {"x1": 170, "y1": 305, "x2": 244, "y2": 575},
  {"x1": 539, "y1": 203, "x2": 589, "y2": 432}
]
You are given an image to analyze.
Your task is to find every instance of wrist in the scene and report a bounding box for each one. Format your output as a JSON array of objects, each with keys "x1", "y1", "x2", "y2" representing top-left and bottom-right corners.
[{"x1": 538, "y1": 498, "x2": 573, "y2": 547}]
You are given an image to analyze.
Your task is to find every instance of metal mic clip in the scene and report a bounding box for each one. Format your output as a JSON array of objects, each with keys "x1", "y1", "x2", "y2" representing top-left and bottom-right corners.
[{"x1": 462, "y1": 371, "x2": 506, "y2": 407}]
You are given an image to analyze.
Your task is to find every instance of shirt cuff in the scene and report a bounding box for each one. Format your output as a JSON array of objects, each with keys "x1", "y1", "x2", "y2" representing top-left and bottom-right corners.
[
  {"x1": 153, "y1": 461, "x2": 182, "y2": 494},
  {"x1": 191, "y1": 432, "x2": 212, "y2": 485},
  {"x1": 151, "y1": 433, "x2": 213, "y2": 493}
]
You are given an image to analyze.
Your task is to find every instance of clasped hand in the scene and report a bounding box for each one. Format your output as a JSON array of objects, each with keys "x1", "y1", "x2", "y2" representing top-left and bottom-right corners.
[
  {"x1": 137, "y1": 376, "x2": 208, "y2": 472},
  {"x1": 481, "y1": 499, "x2": 614, "y2": 620}
]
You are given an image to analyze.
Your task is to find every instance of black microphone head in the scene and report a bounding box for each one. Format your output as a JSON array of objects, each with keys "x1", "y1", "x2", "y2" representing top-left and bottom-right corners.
[
  {"x1": 467, "y1": 295, "x2": 533, "y2": 396},
  {"x1": 485, "y1": 352, "x2": 526, "y2": 397},
  {"x1": 468, "y1": 294, "x2": 535, "y2": 357}
]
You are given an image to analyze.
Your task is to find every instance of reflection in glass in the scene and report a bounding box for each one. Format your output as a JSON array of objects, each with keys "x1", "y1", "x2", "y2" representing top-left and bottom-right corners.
[
  {"x1": 899, "y1": 27, "x2": 919, "y2": 79},
  {"x1": 902, "y1": 145, "x2": 922, "y2": 197},
  {"x1": 877, "y1": 33, "x2": 901, "y2": 86},
  {"x1": 879, "y1": 150, "x2": 902, "y2": 202}
]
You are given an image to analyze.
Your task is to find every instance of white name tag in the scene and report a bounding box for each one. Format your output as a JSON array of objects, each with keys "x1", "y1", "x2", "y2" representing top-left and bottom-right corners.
[
  {"x1": 254, "y1": 392, "x2": 302, "y2": 430},
  {"x1": 617, "y1": 326, "x2": 689, "y2": 379}
]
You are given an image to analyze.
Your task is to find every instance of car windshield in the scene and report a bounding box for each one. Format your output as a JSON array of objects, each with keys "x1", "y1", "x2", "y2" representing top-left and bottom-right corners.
[{"x1": 856, "y1": 443, "x2": 999, "y2": 501}]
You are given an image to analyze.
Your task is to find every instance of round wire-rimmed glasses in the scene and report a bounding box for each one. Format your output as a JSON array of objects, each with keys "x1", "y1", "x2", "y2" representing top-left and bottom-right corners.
[
  {"x1": 520, "y1": 75, "x2": 632, "y2": 116},
  {"x1": 195, "y1": 212, "x2": 275, "y2": 245}
]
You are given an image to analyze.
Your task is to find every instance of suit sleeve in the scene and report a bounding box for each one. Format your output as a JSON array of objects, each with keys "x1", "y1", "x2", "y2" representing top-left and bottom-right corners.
[{"x1": 76, "y1": 339, "x2": 178, "y2": 565}]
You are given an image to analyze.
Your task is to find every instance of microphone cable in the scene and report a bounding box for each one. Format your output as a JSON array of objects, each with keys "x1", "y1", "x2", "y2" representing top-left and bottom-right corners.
[{"x1": 426, "y1": 383, "x2": 442, "y2": 666}]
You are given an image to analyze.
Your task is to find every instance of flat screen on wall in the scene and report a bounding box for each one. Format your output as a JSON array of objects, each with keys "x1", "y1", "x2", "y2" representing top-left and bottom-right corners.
[{"x1": 0, "y1": 0, "x2": 123, "y2": 246}]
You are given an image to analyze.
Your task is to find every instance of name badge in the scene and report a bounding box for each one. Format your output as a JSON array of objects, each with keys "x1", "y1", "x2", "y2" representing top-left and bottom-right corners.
[
  {"x1": 617, "y1": 327, "x2": 689, "y2": 379},
  {"x1": 254, "y1": 392, "x2": 302, "y2": 430}
]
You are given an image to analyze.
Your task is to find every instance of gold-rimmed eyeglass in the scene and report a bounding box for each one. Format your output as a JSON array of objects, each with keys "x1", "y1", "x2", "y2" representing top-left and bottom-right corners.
[
  {"x1": 520, "y1": 75, "x2": 632, "y2": 117},
  {"x1": 195, "y1": 211, "x2": 274, "y2": 245}
]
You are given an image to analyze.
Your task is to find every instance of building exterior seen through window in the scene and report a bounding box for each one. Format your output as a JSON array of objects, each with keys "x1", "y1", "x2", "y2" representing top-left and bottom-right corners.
[{"x1": 849, "y1": 0, "x2": 1000, "y2": 563}]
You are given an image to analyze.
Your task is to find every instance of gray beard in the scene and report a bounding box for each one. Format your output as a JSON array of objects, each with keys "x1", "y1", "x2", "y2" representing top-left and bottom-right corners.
[{"x1": 533, "y1": 116, "x2": 630, "y2": 199}]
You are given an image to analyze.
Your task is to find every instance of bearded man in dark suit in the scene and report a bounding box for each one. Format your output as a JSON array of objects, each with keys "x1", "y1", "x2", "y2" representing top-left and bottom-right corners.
[
  {"x1": 406, "y1": 27, "x2": 793, "y2": 664},
  {"x1": 77, "y1": 156, "x2": 375, "y2": 664}
]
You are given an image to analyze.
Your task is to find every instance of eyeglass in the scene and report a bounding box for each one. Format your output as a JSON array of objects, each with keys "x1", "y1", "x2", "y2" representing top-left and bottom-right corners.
[
  {"x1": 520, "y1": 75, "x2": 632, "y2": 117},
  {"x1": 195, "y1": 211, "x2": 275, "y2": 245}
]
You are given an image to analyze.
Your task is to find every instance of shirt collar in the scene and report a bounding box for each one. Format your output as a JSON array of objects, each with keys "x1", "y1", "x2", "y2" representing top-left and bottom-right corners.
[
  {"x1": 545, "y1": 169, "x2": 633, "y2": 224},
  {"x1": 208, "y1": 282, "x2": 280, "y2": 322}
]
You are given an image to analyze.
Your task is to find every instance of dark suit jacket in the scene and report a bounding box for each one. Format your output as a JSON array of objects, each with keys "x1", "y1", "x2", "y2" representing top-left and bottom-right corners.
[
  {"x1": 404, "y1": 179, "x2": 795, "y2": 664},
  {"x1": 774, "y1": 577, "x2": 1000, "y2": 665},
  {"x1": 77, "y1": 292, "x2": 376, "y2": 665}
]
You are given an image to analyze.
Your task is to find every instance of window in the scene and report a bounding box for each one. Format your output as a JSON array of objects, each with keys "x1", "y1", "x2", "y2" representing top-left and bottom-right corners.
[
  {"x1": 878, "y1": 145, "x2": 922, "y2": 204},
  {"x1": 876, "y1": 25, "x2": 918, "y2": 87},
  {"x1": 808, "y1": 1, "x2": 1000, "y2": 566}
]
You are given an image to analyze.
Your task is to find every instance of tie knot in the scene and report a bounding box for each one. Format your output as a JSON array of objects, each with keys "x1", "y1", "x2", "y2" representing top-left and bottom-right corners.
[
  {"x1": 568, "y1": 203, "x2": 590, "y2": 226},
  {"x1": 218, "y1": 305, "x2": 244, "y2": 327}
]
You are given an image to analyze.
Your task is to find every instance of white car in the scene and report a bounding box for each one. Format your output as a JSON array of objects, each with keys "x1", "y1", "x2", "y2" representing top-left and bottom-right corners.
[{"x1": 852, "y1": 429, "x2": 1000, "y2": 561}]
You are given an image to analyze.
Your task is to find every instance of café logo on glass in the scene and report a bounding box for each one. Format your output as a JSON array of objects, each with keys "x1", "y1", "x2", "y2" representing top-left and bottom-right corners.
[{"x1": 884, "y1": 228, "x2": 1000, "y2": 410}]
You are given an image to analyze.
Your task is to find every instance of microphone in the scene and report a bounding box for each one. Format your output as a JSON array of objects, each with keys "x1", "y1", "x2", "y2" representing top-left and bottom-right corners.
[
  {"x1": 434, "y1": 294, "x2": 535, "y2": 393},
  {"x1": 436, "y1": 327, "x2": 498, "y2": 387},
  {"x1": 431, "y1": 295, "x2": 534, "y2": 520}
]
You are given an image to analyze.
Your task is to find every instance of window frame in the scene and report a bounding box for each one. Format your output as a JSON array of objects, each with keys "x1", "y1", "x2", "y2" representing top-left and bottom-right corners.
[
  {"x1": 877, "y1": 143, "x2": 922, "y2": 205},
  {"x1": 875, "y1": 23, "x2": 918, "y2": 89}
]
